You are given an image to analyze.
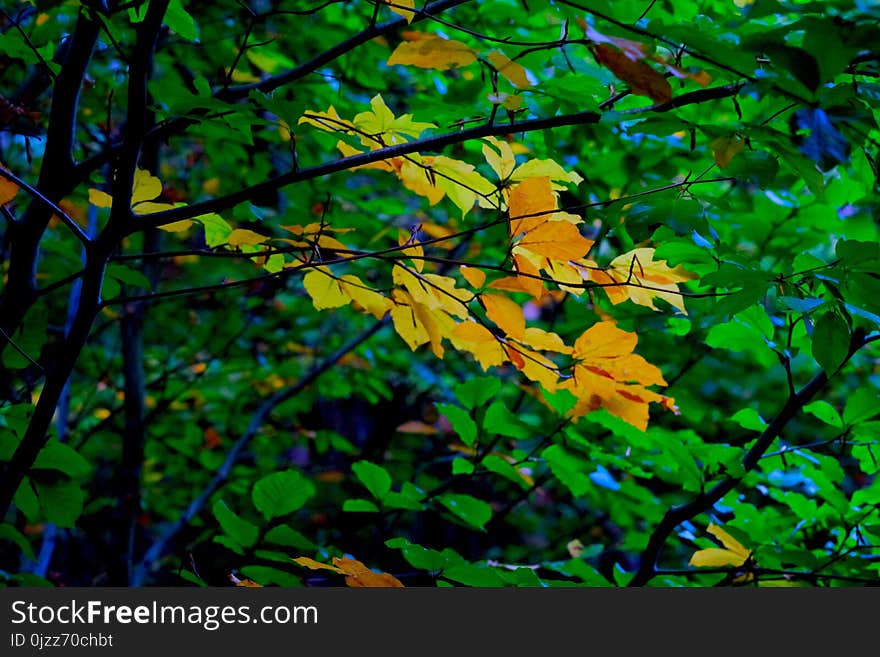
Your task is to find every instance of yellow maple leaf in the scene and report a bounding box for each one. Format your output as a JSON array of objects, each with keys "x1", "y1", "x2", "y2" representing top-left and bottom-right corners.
[
  {"x1": 393, "y1": 266, "x2": 471, "y2": 319},
  {"x1": 510, "y1": 159, "x2": 583, "y2": 188},
  {"x1": 590, "y1": 247, "x2": 696, "y2": 315},
  {"x1": 518, "y1": 327, "x2": 572, "y2": 354},
  {"x1": 303, "y1": 266, "x2": 351, "y2": 310},
  {"x1": 387, "y1": 32, "x2": 478, "y2": 70},
  {"x1": 482, "y1": 137, "x2": 517, "y2": 181},
  {"x1": 689, "y1": 524, "x2": 754, "y2": 574},
  {"x1": 487, "y1": 51, "x2": 533, "y2": 89},
  {"x1": 384, "y1": 0, "x2": 416, "y2": 23},
  {"x1": 226, "y1": 228, "x2": 269, "y2": 247},
  {"x1": 481, "y1": 293, "x2": 526, "y2": 339},
  {"x1": 460, "y1": 265, "x2": 486, "y2": 289},
  {"x1": 340, "y1": 275, "x2": 393, "y2": 319},
  {"x1": 450, "y1": 321, "x2": 507, "y2": 370},
  {"x1": 297, "y1": 105, "x2": 356, "y2": 134},
  {"x1": 353, "y1": 94, "x2": 436, "y2": 147},
  {"x1": 89, "y1": 168, "x2": 173, "y2": 213}
]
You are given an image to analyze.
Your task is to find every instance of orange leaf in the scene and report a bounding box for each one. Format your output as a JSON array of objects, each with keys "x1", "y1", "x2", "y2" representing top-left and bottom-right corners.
[
  {"x1": 0, "y1": 164, "x2": 18, "y2": 206},
  {"x1": 508, "y1": 177, "x2": 556, "y2": 236},
  {"x1": 293, "y1": 556, "x2": 343, "y2": 573},
  {"x1": 460, "y1": 265, "x2": 486, "y2": 289},
  {"x1": 332, "y1": 557, "x2": 405, "y2": 588},
  {"x1": 482, "y1": 293, "x2": 526, "y2": 339},
  {"x1": 514, "y1": 221, "x2": 593, "y2": 261}
]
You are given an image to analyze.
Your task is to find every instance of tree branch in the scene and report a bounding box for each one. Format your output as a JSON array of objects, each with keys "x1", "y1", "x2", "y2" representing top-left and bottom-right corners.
[
  {"x1": 628, "y1": 329, "x2": 875, "y2": 586},
  {"x1": 131, "y1": 318, "x2": 388, "y2": 585},
  {"x1": 133, "y1": 83, "x2": 742, "y2": 232}
]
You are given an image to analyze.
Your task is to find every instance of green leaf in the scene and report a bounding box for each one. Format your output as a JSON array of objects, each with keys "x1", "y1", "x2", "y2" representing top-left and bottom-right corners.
[
  {"x1": 484, "y1": 401, "x2": 531, "y2": 439},
  {"x1": 165, "y1": 0, "x2": 199, "y2": 41},
  {"x1": 240, "y1": 565, "x2": 302, "y2": 587},
  {"x1": 452, "y1": 458, "x2": 474, "y2": 475},
  {"x1": 351, "y1": 460, "x2": 392, "y2": 502},
  {"x1": 542, "y1": 445, "x2": 592, "y2": 497},
  {"x1": 2, "y1": 304, "x2": 47, "y2": 370},
  {"x1": 836, "y1": 239, "x2": 880, "y2": 272},
  {"x1": 481, "y1": 454, "x2": 531, "y2": 490},
  {"x1": 33, "y1": 441, "x2": 91, "y2": 478},
  {"x1": 803, "y1": 400, "x2": 843, "y2": 428},
  {"x1": 107, "y1": 264, "x2": 153, "y2": 291},
  {"x1": 264, "y1": 525, "x2": 315, "y2": 551},
  {"x1": 213, "y1": 499, "x2": 259, "y2": 548},
  {"x1": 437, "y1": 403, "x2": 478, "y2": 446},
  {"x1": 13, "y1": 478, "x2": 39, "y2": 522},
  {"x1": 343, "y1": 498, "x2": 380, "y2": 512},
  {"x1": 730, "y1": 408, "x2": 768, "y2": 431},
  {"x1": 438, "y1": 493, "x2": 492, "y2": 531},
  {"x1": 386, "y1": 537, "x2": 464, "y2": 573},
  {"x1": 442, "y1": 563, "x2": 505, "y2": 586},
  {"x1": 810, "y1": 311, "x2": 850, "y2": 375},
  {"x1": 453, "y1": 376, "x2": 500, "y2": 409},
  {"x1": 251, "y1": 470, "x2": 315, "y2": 521},
  {"x1": 0, "y1": 523, "x2": 35, "y2": 561},
  {"x1": 778, "y1": 296, "x2": 825, "y2": 313},
  {"x1": 844, "y1": 388, "x2": 880, "y2": 426},
  {"x1": 35, "y1": 480, "x2": 84, "y2": 528}
]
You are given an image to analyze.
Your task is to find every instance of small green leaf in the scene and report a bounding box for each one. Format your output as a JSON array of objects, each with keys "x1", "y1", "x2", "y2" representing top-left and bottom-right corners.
[
  {"x1": 343, "y1": 498, "x2": 380, "y2": 512},
  {"x1": 13, "y1": 478, "x2": 39, "y2": 522},
  {"x1": 437, "y1": 403, "x2": 478, "y2": 446},
  {"x1": 0, "y1": 523, "x2": 35, "y2": 561},
  {"x1": 803, "y1": 400, "x2": 843, "y2": 428},
  {"x1": 35, "y1": 480, "x2": 84, "y2": 528},
  {"x1": 386, "y1": 537, "x2": 464, "y2": 572},
  {"x1": 453, "y1": 377, "x2": 500, "y2": 409},
  {"x1": 33, "y1": 441, "x2": 91, "y2": 478},
  {"x1": 442, "y1": 563, "x2": 505, "y2": 586},
  {"x1": 542, "y1": 445, "x2": 592, "y2": 496},
  {"x1": 482, "y1": 454, "x2": 530, "y2": 489},
  {"x1": 351, "y1": 460, "x2": 392, "y2": 501},
  {"x1": 452, "y1": 458, "x2": 474, "y2": 475},
  {"x1": 484, "y1": 401, "x2": 531, "y2": 438},
  {"x1": 730, "y1": 408, "x2": 768, "y2": 431},
  {"x1": 240, "y1": 565, "x2": 302, "y2": 587},
  {"x1": 264, "y1": 525, "x2": 315, "y2": 551},
  {"x1": 844, "y1": 388, "x2": 880, "y2": 426},
  {"x1": 213, "y1": 499, "x2": 259, "y2": 548},
  {"x1": 165, "y1": 0, "x2": 199, "y2": 41},
  {"x1": 438, "y1": 493, "x2": 492, "y2": 531},
  {"x1": 811, "y1": 311, "x2": 850, "y2": 375},
  {"x1": 107, "y1": 264, "x2": 153, "y2": 291},
  {"x1": 252, "y1": 470, "x2": 315, "y2": 521}
]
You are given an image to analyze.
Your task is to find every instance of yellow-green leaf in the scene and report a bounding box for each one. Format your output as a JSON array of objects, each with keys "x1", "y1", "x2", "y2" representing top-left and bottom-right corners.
[
  {"x1": 303, "y1": 267, "x2": 351, "y2": 310},
  {"x1": 387, "y1": 33, "x2": 478, "y2": 70},
  {"x1": 487, "y1": 51, "x2": 533, "y2": 88}
]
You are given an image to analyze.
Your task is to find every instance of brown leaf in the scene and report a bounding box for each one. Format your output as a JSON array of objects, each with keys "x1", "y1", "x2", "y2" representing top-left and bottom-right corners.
[{"x1": 592, "y1": 44, "x2": 672, "y2": 103}]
